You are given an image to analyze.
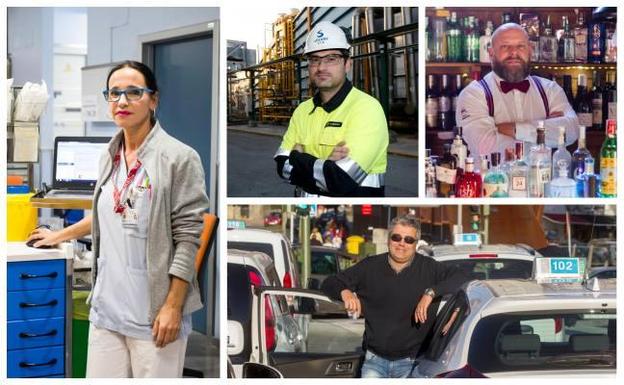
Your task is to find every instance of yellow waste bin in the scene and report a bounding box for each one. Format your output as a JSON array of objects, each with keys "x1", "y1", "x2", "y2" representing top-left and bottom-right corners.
[
  {"x1": 7, "y1": 193, "x2": 37, "y2": 241},
  {"x1": 346, "y1": 235, "x2": 365, "y2": 255}
]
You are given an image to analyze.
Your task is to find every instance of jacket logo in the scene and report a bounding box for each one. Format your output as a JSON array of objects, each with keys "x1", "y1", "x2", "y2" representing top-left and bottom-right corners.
[{"x1": 325, "y1": 121, "x2": 343, "y2": 128}]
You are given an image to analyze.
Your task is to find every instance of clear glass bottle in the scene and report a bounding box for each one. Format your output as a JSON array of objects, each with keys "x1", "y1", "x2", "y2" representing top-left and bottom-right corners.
[
  {"x1": 528, "y1": 124, "x2": 552, "y2": 197},
  {"x1": 425, "y1": 16, "x2": 431, "y2": 62},
  {"x1": 575, "y1": 157, "x2": 600, "y2": 197},
  {"x1": 456, "y1": 157, "x2": 482, "y2": 198},
  {"x1": 604, "y1": 19, "x2": 617, "y2": 63},
  {"x1": 573, "y1": 9, "x2": 588, "y2": 63},
  {"x1": 451, "y1": 74, "x2": 463, "y2": 118},
  {"x1": 509, "y1": 141, "x2": 529, "y2": 197},
  {"x1": 599, "y1": 119, "x2": 617, "y2": 197},
  {"x1": 571, "y1": 125, "x2": 591, "y2": 179},
  {"x1": 548, "y1": 160, "x2": 577, "y2": 197},
  {"x1": 479, "y1": 20, "x2": 494, "y2": 63},
  {"x1": 426, "y1": 74, "x2": 439, "y2": 130},
  {"x1": 500, "y1": 147, "x2": 515, "y2": 179},
  {"x1": 539, "y1": 15, "x2": 558, "y2": 63},
  {"x1": 560, "y1": 16, "x2": 576, "y2": 63},
  {"x1": 432, "y1": 9, "x2": 449, "y2": 62},
  {"x1": 483, "y1": 152, "x2": 509, "y2": 197},
  {"x1": 450, "y1": 126, "x2": 467, "y2": 171},
  {"x1": 552, "y1": 126, "x2": 572, "y2": 178},
  {"x1": 438, "y1": 74, "x2": 453, "y2": 130},
  {"x1": 465, "y1": 16, "x2": 480, "y2": 63}
]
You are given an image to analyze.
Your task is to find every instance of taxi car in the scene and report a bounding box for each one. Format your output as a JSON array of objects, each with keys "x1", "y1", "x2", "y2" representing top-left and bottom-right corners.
[{"x1": 415, "y1": 258, "x2": 616, "y2": 378}]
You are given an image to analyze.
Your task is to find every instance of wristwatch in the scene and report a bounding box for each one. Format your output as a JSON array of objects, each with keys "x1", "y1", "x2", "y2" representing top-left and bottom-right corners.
[{"x1": 424, "y1": 288, "x2": 436, "y2": 298}]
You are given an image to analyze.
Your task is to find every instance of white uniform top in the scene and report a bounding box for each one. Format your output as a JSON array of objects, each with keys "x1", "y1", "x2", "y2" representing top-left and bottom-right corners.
[
  {"x1": 90, "y1": 153, "x2": 192, "y2": 340},
  {"x1": 456, "y1": 71, "x2": 579, "y2": 165}
]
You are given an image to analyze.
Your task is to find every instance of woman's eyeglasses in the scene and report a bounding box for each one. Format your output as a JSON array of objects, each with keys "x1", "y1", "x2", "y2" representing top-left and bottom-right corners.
[
  {"x1": 103, "y1": 86, "x2": 153, "y2": 102},
  {"x1": 390, "y1": 234, "x2": 417, "y2": 244}
]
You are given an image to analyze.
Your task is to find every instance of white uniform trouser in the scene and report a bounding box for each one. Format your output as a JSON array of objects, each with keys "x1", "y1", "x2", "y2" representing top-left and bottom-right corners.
[{"x1": 86, "y1": 323, "x2": 188, "y2": 378}]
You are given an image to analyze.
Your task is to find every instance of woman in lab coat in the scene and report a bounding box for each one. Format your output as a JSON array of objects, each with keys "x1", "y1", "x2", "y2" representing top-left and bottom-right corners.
[{"x1": 27, "y1": 61, "x2": 209, "y2": 378}]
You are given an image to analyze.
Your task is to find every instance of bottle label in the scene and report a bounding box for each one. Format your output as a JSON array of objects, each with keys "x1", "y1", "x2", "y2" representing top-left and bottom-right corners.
[
  {"x1": 426, "y1": 99, "x2": 439, "y2": 115},
  {"x1": 592, "y1": 99, "x2": 603, "y2": 124},
  {"x1": 608, "y1": 102, "x2": 616, "y2": 120},
  {"x1": 435, "y1": 166, "x2": 457, "y2": 184},
  {"x1": 600, "y1": 157, "x2": 616, "y2": 195},
  {"x1": 511, "y1": 176, "x2": 527, "y2": 191},
  {"x1": 530, "y1": 40, "x2": 540, "y2": 62},
  {"x1": 578, "y1": 112, "x2": 593, "y2": 127},
  {"x1": 457, "y1": 181, "x2": 479, "y2": 197},
  {"x1": 483, "y1": 182, "x2": 508, "y2": 197},
  {"x1": 564, "y1": 39, "x2": 575, "y2": 62},
  {"x1": 574, "y1": 30, "x2": 588, "y2": 62},
  {"x1": 439, "y1": 96, "x2": 451, "y2": 112}
]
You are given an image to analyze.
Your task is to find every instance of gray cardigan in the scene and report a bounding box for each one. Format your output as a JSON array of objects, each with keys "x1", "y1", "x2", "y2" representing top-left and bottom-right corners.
[{"x1": 88, "y1": 121, "x2": 209, "y2": 322}]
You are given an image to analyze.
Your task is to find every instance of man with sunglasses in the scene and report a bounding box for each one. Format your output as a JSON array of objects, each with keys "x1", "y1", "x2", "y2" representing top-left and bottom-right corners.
[
  {"x1": 274, "y1": 21, "x2": 388, "y2": 197},
  {"x1": 321, "y1": 215, "x2": 467, "y2": 378}
]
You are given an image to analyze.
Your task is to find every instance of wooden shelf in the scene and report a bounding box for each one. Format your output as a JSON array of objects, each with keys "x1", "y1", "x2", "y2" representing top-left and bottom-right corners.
[{"x1": 30, "y1": 197, "x2": 93, "y2": 210}]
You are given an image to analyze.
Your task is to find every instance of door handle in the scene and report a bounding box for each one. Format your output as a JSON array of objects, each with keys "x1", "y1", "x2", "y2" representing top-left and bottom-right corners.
[
  {"x1": 19, "y1": 299, "x2": 58, "y2": 308},
  {"x1": 19, "y1": 272, "x2": 58, "y2": 280},
  {"x1": 19, "y1": 329, "x2": 58, "y2": 338},
  {"x1": 334, "y1": 361, "x2": 353, "y2": 373},
  {"x1": 19, "y1": 358, "x2": 57, "y2": 368}
]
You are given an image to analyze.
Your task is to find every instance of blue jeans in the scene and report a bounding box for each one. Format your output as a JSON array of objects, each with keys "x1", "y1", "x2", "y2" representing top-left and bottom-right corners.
[{"x1": 360, "y1": 350, "x2": 419, "y2": 378}]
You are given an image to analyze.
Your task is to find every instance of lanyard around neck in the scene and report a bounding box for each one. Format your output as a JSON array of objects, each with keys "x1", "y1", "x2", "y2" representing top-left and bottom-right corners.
[{"x1": 111, "y1": 147, "x2": 142, "y2": 214}]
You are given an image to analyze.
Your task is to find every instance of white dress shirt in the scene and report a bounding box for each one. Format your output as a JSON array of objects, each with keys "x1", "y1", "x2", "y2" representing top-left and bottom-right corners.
[{"x1": 456, "y1": 71, "x2": 579, "y2": 165}]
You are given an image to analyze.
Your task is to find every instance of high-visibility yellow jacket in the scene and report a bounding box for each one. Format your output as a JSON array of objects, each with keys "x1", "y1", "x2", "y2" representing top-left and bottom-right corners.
[{"x1": 274, "y1": 80, "x2": 388, "y2": 197}]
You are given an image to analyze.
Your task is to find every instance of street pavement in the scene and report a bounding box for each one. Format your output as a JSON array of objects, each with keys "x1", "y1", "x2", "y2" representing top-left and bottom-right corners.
[{"x1": 227, "y1": 130, "x2": 418, "y2": 197}]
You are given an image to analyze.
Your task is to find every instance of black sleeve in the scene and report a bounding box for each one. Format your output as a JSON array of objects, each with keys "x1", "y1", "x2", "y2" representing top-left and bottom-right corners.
[
  {"x1": 288, "y1": 150, "x2": 360, "y2": 196},
  {"x1": 275, "y1": 155, "x2": 288, "y2": 179},
  {"x1": 320, "y1": 258, "x2": 369, "y2": 301},
  {"x1": 429, "y1": 259, "x2": 470, "y2": 297}
]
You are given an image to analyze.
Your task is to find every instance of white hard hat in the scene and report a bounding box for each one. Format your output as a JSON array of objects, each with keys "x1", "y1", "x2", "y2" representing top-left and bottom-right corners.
[{"x1": 304, "y1": 21, "x2": 351, "y2": 55}]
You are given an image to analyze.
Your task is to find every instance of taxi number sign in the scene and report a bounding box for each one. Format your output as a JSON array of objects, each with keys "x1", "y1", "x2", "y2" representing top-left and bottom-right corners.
[
  {"x1": 549, "y1": 258, "x2": 579, "y2": 274},
  {"x1": 535, "y1": 257, "x2": 586, "y2": 283}
]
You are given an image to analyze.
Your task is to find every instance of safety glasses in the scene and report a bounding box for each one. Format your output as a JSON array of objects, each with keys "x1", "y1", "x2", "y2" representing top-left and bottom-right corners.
[
  {"x1": 103, "y1": 86, "x2": 153, "y2": 102},
  {"x1": 390, "y1": 234, "x2": 417, "y2": 244}
]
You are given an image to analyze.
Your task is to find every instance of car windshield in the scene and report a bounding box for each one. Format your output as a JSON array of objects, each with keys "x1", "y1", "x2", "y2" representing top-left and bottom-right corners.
[
  {"x1": 439, "y1": 258, "x2": 533, "y2": 280},
  {"x1": 311, "y1": 251, "x2": 338, "y2": 275},
  {"x1": 229, "y1": 241, "x2": 275, "y2": 260},
  {"x1": 468, "y1": 311, "x2": 616, "y2": 373}
]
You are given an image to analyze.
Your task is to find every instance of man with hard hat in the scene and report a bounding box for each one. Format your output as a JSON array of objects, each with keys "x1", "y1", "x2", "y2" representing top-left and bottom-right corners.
[{"x1": 274, "y1": 21, "x2": 388, "y2": 197}]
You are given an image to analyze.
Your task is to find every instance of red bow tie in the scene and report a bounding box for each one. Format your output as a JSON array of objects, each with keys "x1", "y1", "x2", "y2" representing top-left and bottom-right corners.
[{"x1": 500, "y1": 79, "x2": 530, "y2": 93}]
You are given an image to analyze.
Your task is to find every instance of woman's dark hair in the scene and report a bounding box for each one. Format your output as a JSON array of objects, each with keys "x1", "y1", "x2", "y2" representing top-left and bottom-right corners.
[{"x1": 106, "y1": 61, "x2": 159, "y2": 124}]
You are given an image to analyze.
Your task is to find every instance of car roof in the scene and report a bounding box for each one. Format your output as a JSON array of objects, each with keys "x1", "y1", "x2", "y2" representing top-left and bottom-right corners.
[
  {"x1": 429, "y1": 244, "x2": 540, "y2": 259},
  {"x1": 480, "y1": 279, "x2": 617, "y2": 298},
  {"x1": 228, "y1": 228, "x2": 285, "y2": 242},
  {"x1": 227, "y1": 248, "x2": 274, "y2": 271}
]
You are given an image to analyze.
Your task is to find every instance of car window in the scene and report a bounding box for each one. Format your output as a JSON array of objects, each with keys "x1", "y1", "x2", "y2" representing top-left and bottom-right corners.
[
  {"x1": 468, "y1": 311, "x2": 616, "y2": 373},
  {"x1": 227, "y1": 263, "x2": 254, "y2": 364},
  {"x1": 229, "y1": 241, "x2": 275, "y2": 260},
  {"x1": 311, "y1": 251, "x2": 338, "y2": 275},
  {"x1": 265, "y1": 293, "x2": 364, "y2": 356},
  {"x1": 424, "y1": 291, "x2": 469, "y2": 360},
  {"x1": 440, "y1": 259, "x2": 533, "y2": 280}
]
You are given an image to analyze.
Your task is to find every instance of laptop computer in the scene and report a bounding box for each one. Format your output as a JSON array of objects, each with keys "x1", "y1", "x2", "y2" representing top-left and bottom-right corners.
[{"x1": 45, "y1": 136, "x2": 111, "y2": 198}]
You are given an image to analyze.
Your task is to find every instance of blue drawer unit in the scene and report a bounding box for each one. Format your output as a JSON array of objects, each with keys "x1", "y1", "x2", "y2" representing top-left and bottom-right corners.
[
  {"x1": 7, "y1": 345, "x2": 65, "y2": 378},
  {"x1": 8, "y1": 259, "x2": 66, "y2": 291},
  {"x1": 7, "y1": 317, "x2": 65, "y2": 350},
  {"x1": 7, "y1": 257, "x2": 69, "y2": 378}
]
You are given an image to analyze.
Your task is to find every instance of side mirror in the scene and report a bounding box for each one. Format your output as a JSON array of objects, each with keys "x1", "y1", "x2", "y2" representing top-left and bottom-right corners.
[
  {"x1": 242, "y1": 362, "x2": 283, "y2": 378},
  {"x1": 227, "y1": 320, "x2": 245, "y2": 356}
]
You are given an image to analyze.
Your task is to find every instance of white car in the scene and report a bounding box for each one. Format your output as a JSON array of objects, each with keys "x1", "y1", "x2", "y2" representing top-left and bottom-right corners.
[
  {"x1": 416, "y1": 278, "x2": 616, "y2": 378},
  {"x1": 228, "y1": 228, "x2": 300, "y2": 289}
]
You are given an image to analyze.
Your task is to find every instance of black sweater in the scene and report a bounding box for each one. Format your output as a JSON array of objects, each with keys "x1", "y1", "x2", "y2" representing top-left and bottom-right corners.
[{"x1": 320, "y1": 253, "x2": 467, "y2": 360}]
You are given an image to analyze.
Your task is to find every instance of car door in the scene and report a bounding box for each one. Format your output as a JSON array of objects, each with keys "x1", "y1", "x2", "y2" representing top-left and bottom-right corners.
[{"x1": 252, "y1": 287, "x2": 364, "y2": 378}]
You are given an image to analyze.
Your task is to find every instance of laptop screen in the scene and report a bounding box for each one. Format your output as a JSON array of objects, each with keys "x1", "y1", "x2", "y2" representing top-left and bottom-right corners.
[{"x1": 53, "y1": 136, "x2": 110, "y2": 190}]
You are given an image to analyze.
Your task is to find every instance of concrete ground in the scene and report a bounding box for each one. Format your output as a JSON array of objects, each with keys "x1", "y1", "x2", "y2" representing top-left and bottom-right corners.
[{"x1": 183, "y1": 332, "x2": 219, "y2": 378}]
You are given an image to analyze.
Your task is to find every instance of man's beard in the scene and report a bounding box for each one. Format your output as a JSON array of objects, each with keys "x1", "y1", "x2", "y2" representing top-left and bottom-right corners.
[{"x1": 492, "y1": 57, "x2": 530, "y2": 82}]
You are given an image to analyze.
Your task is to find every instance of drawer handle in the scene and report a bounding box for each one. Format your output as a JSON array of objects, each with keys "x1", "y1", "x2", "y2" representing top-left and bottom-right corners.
[
  {"x1": 19, "y1": 299, "x2": 58, "y2": 308},
  {"x1": 19, "y1": 329, "x2": 58, "y2": 338},
  {"x1": 19, "y1": 358, "x2": 58, "y2": 368},
  {"x1": 19, "y1": 272, "x2": 59, "y2": 280}
]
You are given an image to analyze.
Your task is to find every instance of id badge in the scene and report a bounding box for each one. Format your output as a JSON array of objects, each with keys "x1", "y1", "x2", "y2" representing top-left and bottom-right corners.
[{"x1": 122, "y1": 208, "x2": 139, "y2": 227}]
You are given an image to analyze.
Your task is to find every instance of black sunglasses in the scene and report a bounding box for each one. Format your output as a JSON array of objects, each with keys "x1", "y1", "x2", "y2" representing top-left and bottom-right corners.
[{"x1": 390, "y1": 234, "x2": 417, "y2": 244}]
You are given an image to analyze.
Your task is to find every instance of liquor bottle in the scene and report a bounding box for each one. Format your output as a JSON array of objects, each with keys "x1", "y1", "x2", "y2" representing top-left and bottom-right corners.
[
  {"x1": 425, "y1": 16, "x2": 431, "y2": 62},
  {"x1": 559, "y1": 16, "x2": 575, "y2": 63},
  {"x1": 604, "y1": 71, "x2": 616, "y2": 122},
  {"x1": 539, "y1": 15, "x2": 558, "y2": 63},
  {"x1": 451, "y1": 126, "x2": 468, "y2": 171},
  {"x1": 483, "y1": 152, "x2": 509, "y2": 197},
  {"x1": 500, "y1": 147, "x2": 515, "y2": 178},
  {"x1": 599, "y1": 119, "x2": 617, "y2": 197},
  {"x1": 432, "y1": 9, "x2": 449, "y2": 62},
  {"x1": 426, "y1": 74, "x2": 439, "y2": 130},
  {"x1": 425, "y1": 149, "x2": 438, "y2": 197},
  {"x1": 479, "y1": 154, "x2": 489, "y2": 177},
  {"x1": 575, "y1": 74, "x2": 593, "y2": 128},
  {"x1": 447, "y1": 12, "x2": 463, "y2": 62},
  {"x1": 604, "y1": 20, "x2": 617, "y2": 63},
  {"x1": 552, "y1": 126, "x2": 572, "y2": 177},
  {"x1": 455, "y1": 157, "x2": 482, "y2": 197},
  {"x1": 587, "y1": 16, "x2": 606, "y2": 63},
  {"x1": 571, "y1": 125, "x2": 592, "y2": 178},
  {"x1": 436, "y1": 143, "x2": 458, "y2": 197},
  {"x1": 562, "y1": 75, "x2": 574, "y2": 105},
  {"x1": 591, "y1": 71, "x2": 604, "y2": 131},
  {"x1": 451, "y1": 74, "x2": 463, "y2": 116},
  {"x1": 465, "y1": 16, "x2": 480, "y2": 63},
  {"x1": 509, "y1": 141, "x2": 529, "y2": 197},
  {"x1": 528, "y1": 124, "x2": 551, "y2": 197},
  {"x1": 548, "y1": 160, "x2": 577, "y2": 197},
  {"x1": 501, "y1": 13, "x2": 512, "y2": 24},
  {"x1": 575, "y1": 157, "x2": 600, "y2": 197},
  {"x1": 479, "y1": 20, "x2": 494, "y2": 63},
  {"x1": 438, "y1": 74, "x2": 453, "y2": 130},
  {"x1": 573, "y1": 9, "x2": 588, "y2": 63}
]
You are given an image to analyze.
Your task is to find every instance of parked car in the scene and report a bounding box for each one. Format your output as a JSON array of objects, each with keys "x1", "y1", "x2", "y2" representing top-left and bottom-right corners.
[
  {"x1": 308, "y1": 246, "x2": 353, "y2": 289},
  {"x1": 589, "y1": 266, "x2": 616, "y2": 280},
  {"x1": 228, "y1": 228, "x2": 300, "y2": 288},
  {"x1": 416, "y1": 278, "x2": 616, "y2": 378},
  {"x1": 264, "y1": 211, "x2": 282, "y2": 226}
]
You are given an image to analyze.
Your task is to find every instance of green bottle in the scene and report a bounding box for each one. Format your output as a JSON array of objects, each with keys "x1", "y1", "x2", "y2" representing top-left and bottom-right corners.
[
  {"x1": 599, "y1": 119, "x2": 617, "y2": 197},
  {"x1": 447, "y1": 12, "x2": 462, "y2": 62}
]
